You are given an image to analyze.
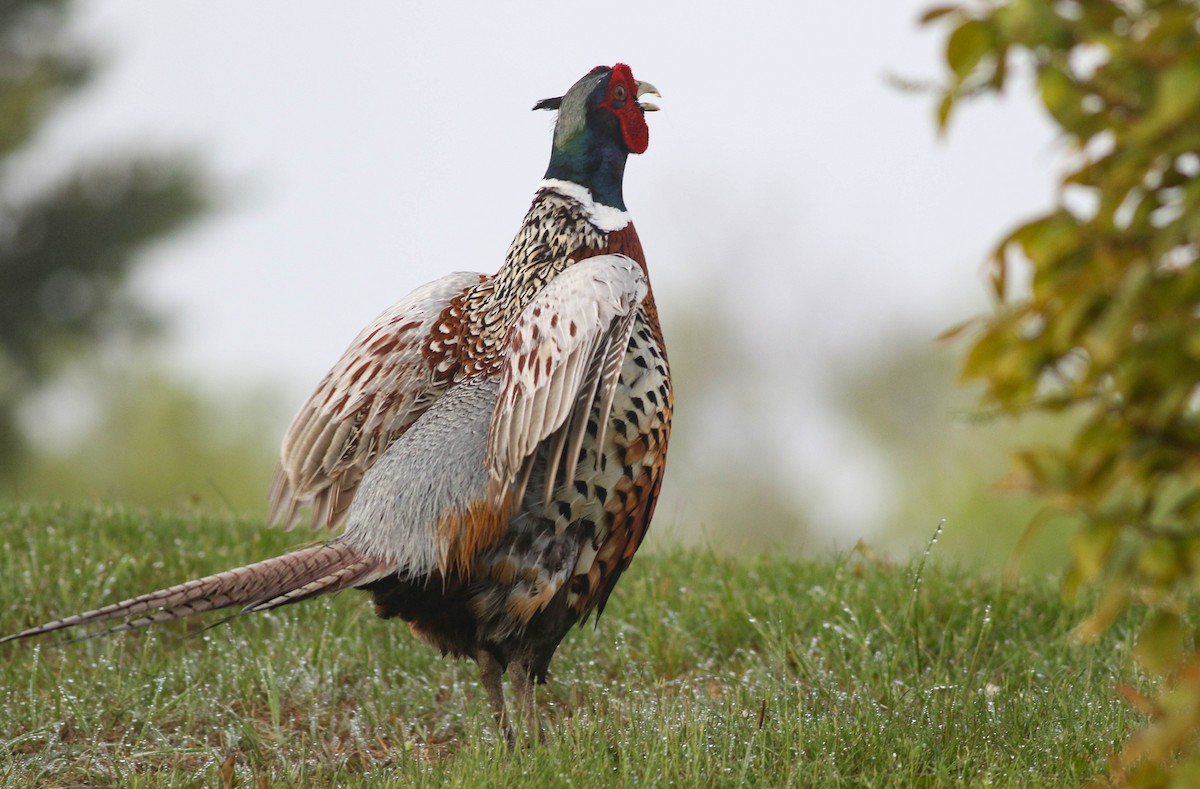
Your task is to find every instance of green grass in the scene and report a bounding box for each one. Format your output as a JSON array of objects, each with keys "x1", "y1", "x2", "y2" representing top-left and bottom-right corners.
[{"x1": 1, "y1": 501, "x2": 1143, "y2": 787}]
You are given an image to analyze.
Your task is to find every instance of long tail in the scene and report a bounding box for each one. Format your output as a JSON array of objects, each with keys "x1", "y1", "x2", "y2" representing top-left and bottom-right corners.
[{"x1": 0, "y1": 541, "x2": 389, "y2": 644}]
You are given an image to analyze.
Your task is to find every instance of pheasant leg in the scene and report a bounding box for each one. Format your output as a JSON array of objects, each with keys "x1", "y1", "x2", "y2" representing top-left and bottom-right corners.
[
  {"x1": 509, "y1": 659, "x2": 544, "y2": 743},
  {"x1": 477, "y1": 650, "x2": 513, "y2": 746}
]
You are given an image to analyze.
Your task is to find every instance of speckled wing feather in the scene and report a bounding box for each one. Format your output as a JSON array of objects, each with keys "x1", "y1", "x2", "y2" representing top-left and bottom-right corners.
[
  {"x1": 268, "y1": 271, "x2": 484, "y2": 531},
  {"x1": 486, "y1": 254, "x2": 647, "y2": 505}
]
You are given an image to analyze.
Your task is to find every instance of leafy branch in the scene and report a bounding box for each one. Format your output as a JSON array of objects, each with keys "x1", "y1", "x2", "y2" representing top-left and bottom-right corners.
[{"x1": 926, "y1": 1, "x2": 1200, "y2": 784}]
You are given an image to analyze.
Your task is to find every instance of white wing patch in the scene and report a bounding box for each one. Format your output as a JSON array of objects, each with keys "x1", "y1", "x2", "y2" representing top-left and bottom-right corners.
[
  {"x1": 269, "y1": 271, "x2": 484, "y2": 531},
  {"x1": 487, "y1": 254, "x2": 647, "y2": 508}
]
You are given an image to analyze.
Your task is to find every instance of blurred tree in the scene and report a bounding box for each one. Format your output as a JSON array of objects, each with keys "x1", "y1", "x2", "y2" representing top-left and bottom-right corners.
[
  {"x1": 832, "y1": 331, "x2": 1075, "y2": 573},
  {"x1": 656, "y1": 287, "x2": 813, "y2": 554},
  {"x1": 0, "y1": 0, "x2": 211, "y2": 475},
  {"x1": 927, "y1": 0, "x2": 1200, "y2": 783}
]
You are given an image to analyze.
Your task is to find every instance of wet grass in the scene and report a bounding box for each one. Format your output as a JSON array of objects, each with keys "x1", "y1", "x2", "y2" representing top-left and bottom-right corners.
[{"x1": 1, "y1": 501, "x2": 1142, "y2": 787}]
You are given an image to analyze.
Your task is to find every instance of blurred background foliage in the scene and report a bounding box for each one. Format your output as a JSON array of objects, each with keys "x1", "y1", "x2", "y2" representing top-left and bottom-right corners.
[
  {"x1": 0, "y1": 0, "x2": 1074, "y2": 575},
  {"x1": 9, "y1": 369, "x2": 278, "y2": 511},
  {"x1": 831, "y1": 336, "x2": 1079, "y2": 573},
  {"x1": 0, "y1": 0, "x2": 213, "y2": 478}
]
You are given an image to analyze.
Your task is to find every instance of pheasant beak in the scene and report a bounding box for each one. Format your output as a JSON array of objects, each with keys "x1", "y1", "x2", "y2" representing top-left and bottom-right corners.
[{"x1": 636, "y1": 80, "x2": 661, "y2": 112}]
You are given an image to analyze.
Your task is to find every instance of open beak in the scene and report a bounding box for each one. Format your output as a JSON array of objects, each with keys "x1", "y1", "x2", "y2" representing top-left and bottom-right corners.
[{"x1": 636, "y1": 80, "x2": 661, "y2": 112}]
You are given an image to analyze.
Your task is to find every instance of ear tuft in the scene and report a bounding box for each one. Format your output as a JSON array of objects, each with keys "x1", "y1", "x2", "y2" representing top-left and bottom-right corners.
[{"x1": 533, "y1": 96, "x2": 563, "y2": 111}]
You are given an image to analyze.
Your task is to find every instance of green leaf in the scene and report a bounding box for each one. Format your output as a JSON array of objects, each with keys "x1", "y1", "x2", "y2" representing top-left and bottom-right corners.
[
  {"x1": 1175, "y1": 492, "x2": 1200, "y2": 521},
  {"x1": 985, "y1": 248, "x2": 1007, "y2": 300},
  {"x1": 1132, "y1": 58, "x2": 1200, "y2": 143},
  {"x1": 1158, "y1": 59, "x2": 1200, "y2": 124},
  {"x1": 1070, "y1": 520, "x2": 1118, "y2": 582},
  {"x1": 918, "y1": 4, "x2": 960, "y2": 25},
  {"x1": 1037, "y1": 66, "x2": 1087, "y2": 135},
  {"x1": 945, "y1": 19, "x2": 994, "y2": 79},
  {"x1": 1137, "y1": 538, "x2": 1184, "y2": 587},
  {"x1": 1009, "y1": 211, "x2": 1082, "y2": 270},
  {"x1": 1135, "y1": 610, "x2": 1185, "y2": 676},
  {"x1": 934, "y1": 315, "x2": 981, "y2": 342},
  {"x1": 936, "y1": 90, "x2": 956, "y2": 133},
  {"x1": 1073, "y1": 581, "x2": 1129, "y2": 642}
]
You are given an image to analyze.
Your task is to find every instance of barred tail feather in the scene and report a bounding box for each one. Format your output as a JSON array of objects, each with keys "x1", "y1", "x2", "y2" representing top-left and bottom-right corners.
[
  {"x1": 242, "y1": 556, "x2": 384, "y2": 614},
  {"x1": 0, "y1": 541, "x2": 387, "y2": 645}
]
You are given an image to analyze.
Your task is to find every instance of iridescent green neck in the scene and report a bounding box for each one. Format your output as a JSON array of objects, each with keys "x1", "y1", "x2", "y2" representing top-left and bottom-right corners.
[{"x1": 543, "y1": 127, "x2": 629, "y2": 211}]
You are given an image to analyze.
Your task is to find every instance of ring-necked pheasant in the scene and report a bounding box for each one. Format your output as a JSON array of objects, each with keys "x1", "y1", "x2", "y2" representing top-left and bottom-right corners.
[{"x1": 1, "y1": 63, "x2": 671, "y2": 742}]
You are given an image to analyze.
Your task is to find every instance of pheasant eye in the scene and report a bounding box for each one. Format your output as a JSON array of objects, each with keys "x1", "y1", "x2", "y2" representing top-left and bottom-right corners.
[{"x1": 612, "y1": 84, "x2": 627, "y2": 102}]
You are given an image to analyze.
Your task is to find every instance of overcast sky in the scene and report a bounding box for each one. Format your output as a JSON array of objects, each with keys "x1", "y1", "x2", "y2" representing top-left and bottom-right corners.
[{"x1": 25, "y1": 1, "x2": 1060, "y2": 543}]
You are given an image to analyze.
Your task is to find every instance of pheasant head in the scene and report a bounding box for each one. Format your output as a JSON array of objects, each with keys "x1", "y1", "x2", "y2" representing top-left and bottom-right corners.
[{"x1": 534, "y1": 63, "x2": 660, "y2": 211}]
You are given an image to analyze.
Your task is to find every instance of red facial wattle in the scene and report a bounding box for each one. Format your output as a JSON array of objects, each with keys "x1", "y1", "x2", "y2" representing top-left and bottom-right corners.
[{"x1": 599, "y1": 63, "x2": 650, "y2": 155}]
